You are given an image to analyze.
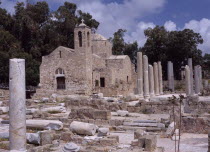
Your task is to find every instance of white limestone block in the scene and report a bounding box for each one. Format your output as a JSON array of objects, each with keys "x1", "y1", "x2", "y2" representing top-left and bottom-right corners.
[{"x1": 70, "y1": 121, "x2": 97, "y2": 136}]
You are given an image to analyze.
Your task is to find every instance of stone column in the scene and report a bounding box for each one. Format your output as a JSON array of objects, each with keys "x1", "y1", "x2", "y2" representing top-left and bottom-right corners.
[
  {"x1": 167, "y1": 61, "x2": 175, "y2": 92},
  {"x1": 154, "y1": 62, "x2": 160, "y2": 96},
  {"x1": 188, "y1": 58, "x2": 194, "y2": 94},
  {"x1": 143, "y1": 55, "x2": 150, "y2": 99},
  {"x1": 137, "y1": 52, "x2": 143, "y2": 97},
  {"x1": 9, "y1": 59, "x2": 26, "y2": 151},
  {"x1": 149, "y1": 65, "x2": 155, "y2": 97},
  {"x1": 194, "y1": 65, "x2": 200, "y2": 94},
  {"x1": 198, "y1": 66, "x2": 203, "y2": 92},
  {"x1": 185, "y1": 65, "x2": 191, "y2": 96},
  {"x1": 158, "y1": 61, "x2": 163, "y2": 94}
]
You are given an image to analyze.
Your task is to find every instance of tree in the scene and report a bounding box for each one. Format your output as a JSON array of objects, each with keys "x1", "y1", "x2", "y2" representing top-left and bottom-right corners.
[
  {"x1": 111, "y1": 29, "x2": 127, "y2": 55},
  {"x1": 0, "y1": 1, "x2": 100, "y2": 86},
  {"x1": 141, "y1": 26, "x2": 203, "y2": 80}
]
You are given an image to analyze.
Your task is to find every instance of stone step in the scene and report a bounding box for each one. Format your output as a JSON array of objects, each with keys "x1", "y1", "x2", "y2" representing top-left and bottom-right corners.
[{"x1": 123, "y1": 122, "x2": 165, "y2": 128}]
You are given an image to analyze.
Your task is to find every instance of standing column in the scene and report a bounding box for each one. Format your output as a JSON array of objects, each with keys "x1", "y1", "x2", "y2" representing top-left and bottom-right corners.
[
  {"x1": 188, "y1": 58, "x2": 194, "y2": 94},
  {"x1": 194, "y1": 65, "x2": 200, "y2": 94},
  {"x1": 9, "y1": 59, "x2": 26, "y2": 151},
  {"x1": 143, "y1": 55, "x2": 150, "y2": 100},
  {"x1": 167, "y1": 61, "x2": 175, "y2": 92},
  {"x1": 158, "y1": 61, "x2": 163, "y2": 94},
  {"x1": 185, "y1": 65, "x2": 191, "y2": 96},
  {"x1": 137, "y1": 52, "x2": 143, "y2": 97},
  {"x1": 198, "y1": 66, "x2": 203, "y2": 92},
  {"x1": 149, "y1": 65, "x2": 155, "y2": 97},
  {"x1": 154, "y1": 62, "x2": 160, "y2": 95}
]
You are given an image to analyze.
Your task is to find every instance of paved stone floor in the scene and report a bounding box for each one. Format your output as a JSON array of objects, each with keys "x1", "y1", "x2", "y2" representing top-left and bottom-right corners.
[{"x1": 157, "y1": 133, "x2": 208, "y2": 152}]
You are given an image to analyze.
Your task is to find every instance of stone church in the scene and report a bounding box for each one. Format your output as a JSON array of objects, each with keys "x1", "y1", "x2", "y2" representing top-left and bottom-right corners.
[{"x1": 35, "y1": 21, "x2": 136, "y2": 97}]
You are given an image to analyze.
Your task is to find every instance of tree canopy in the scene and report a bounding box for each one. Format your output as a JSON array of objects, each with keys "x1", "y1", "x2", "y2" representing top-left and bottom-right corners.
[
  {"x1": 0, "y1": 1, "x2": 99, "y2": 86},
  {"x1": 141, "y1": 26, "x2": 203, "y2": 79}
]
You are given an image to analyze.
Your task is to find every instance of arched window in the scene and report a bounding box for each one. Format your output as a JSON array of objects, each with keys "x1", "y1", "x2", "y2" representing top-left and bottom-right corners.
[
  {"x1": 55, "y1": 68, "x2": 65, "y2": 75},
  {"x1": 87, "y1": 32, "x2": 90, "y2": 47},
  {"x1": 78, "y1": 31, "x2": 82, "y2": 47}
]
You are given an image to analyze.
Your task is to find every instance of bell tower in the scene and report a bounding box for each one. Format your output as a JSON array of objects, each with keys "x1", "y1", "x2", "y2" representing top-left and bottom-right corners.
[
  {"x1": 74, "y1": 20, "x2": 93, "y2": 94},
  {"x1": 74, "y1": 19, "x2": 92, "y2": 50}
]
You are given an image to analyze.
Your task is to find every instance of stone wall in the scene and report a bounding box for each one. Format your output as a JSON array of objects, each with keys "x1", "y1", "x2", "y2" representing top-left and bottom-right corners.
[{"x1": 0, "y1": 89, "x2": 9, "y2": 100}]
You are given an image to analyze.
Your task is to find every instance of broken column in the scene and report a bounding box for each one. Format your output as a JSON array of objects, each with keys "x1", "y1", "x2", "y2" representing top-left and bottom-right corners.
[
  {"x1": 153, "y1": 62, "x2": 160, "y2": 96},
  {"x1": 9, "y1": 59, "x2": 26, "y2": 151},
  {"x1": 185, "y1": 65, "x2": 191, "y2": 96},
  {"x1": 158, "y1": 61, "x2": 163, "y2": 94},
  {"x1": 148, "y1": 65, "x2": 155, "y2": 97},
  {"x1": 194, "y1": 65, "x2": 200, "y2": 94},
  {"x1": 188, "y1": 58, "x2": 194, "y2": 94},
  {"x1": 137, "y1": 52, "x2": 144, "y2": 97},
  {"x1": 143, "y1": 55, "x2": 150, "y2": 100},
  {"x1": 167, "y1": 61, "x2": 175, "y2": 92}
]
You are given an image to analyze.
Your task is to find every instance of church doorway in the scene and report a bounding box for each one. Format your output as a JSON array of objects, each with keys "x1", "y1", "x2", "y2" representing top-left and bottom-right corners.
[{"x1": 57, "y1": 77, "x2": 66, "y2": 89}]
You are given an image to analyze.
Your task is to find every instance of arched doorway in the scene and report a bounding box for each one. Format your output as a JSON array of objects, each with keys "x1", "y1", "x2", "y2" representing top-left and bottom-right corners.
[{"x1": 55, "y1": 68, "x2": 66, "y2": 90}]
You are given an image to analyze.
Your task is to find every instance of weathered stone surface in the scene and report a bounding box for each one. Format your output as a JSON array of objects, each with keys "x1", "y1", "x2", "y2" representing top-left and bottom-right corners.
[
  {"x1": 9, "y1": 59, "x2": 26, "y2": 151},
  {"x1": 32, "y1": 111, "x2": 49, "y2": 119},
  {"x1": 26, "y1": 133, "x2": 40, "y2": 145},
  {"x1": 61, "y1": 132, "x2": 74, "y2": 142},
  {"x1": 145, "y1": 135, "x2": 157, "y2": 151},
  {"x1": 166, "y1": 122, "x2": 176, "y2": 137},
  {"x1": 117, "y1": 110, "x2": 129, "y2": 117},
  {"x1": 41, "y1": 97, "x2": 49, "y2": 103},
  {"x1": 185, "y1": 65, "x2": 192, "y2": 96},
  {"x1": 39, "y1": 130, "x2": 53, "y2": 145},
  {"x1": 69, "y1": 108, "x2": 111, "y2": 120},
  {"x1": 134, "y1": 130, "x2": 145, "y2": 139},
  {"x1": 41, "y1": 106, "x2": 66, "y2": 113},
  {"x1": 26, "y1": 120, "x2": 63, "y2": 130},
  {"x1": 188, "y1": 58, "x2": 194, "y2": 94},
  {"x1": 154, "y1": 62, "x2": 160, "y2": 96},
  {"x1": 158, "y1": 61, "x2": 163, "y2": 94},
  {"x1": 149, "y1": 65, "x2": 155, "y2": 97},
  {"x1": 137, "y1": 52, "x2": 144, "y2": 97},
  {"x1": 63, "y1": 142, "x2": 80, "y2": 152},
  {"x1": 167, "y1": 61, "x2": 175, "y2": 92},
  {"x1": 143, "y1": 55, "x2": 150, "y2": 100},
  {"x1": 70, "y1": 121, "x2": 97, "y2": 136},
  {"x1": 98, "y1": 128, "x2": 109, "y2": 137},
  {"x1": 0, "y1": 107, "x2": 9, "y2": 113}
]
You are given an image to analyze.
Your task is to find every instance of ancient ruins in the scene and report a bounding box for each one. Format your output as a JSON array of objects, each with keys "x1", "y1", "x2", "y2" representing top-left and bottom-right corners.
[{"x1": 0, "y1": 23, "x2": 210, "y2": 152}]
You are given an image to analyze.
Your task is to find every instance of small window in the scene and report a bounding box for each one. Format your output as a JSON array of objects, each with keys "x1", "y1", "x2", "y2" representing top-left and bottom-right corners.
[
  {"x1": 100, "y1": 77, "x2": 105, "y2": 87},
  {"x1": 59, "y1": 51, "x2": 62, "y2": 58},
  {"x1": 78, "y1": 31, "x2": 82, "y2": 47},
  {"x1": 87, "y1": 32, "x2": 90, "y2": 47},
  {"x1": 95, "y1": 80, "x2": 99, "y2": 87},
  {"x1": 55, "y1": 68, "x2": 65, "y2": 75},
  {"x1": 127, "y1": 76, "x2": 129, "y2": 83}
]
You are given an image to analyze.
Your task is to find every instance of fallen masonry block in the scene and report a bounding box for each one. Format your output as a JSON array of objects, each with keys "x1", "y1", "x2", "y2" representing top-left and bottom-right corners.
[
  {"x1": 26, "y1": 119, "x2": 63, "y2": 130},
  {"x1": 98, "y1": 128, "x2": 109, "y2": 137},
  {"x1": 70, "y1": 121, "x2": 97, "y2": 136}
]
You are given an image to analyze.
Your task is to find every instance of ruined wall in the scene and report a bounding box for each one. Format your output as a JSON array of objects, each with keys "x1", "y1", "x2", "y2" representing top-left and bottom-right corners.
[{"x1": 0, "y1": 89, "x2": 9, "y2": 100}]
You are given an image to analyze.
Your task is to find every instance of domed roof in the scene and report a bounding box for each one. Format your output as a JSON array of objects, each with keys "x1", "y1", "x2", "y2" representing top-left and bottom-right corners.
[{"x1": 92, "y1": 33, "x2": 107, "y2": 41}]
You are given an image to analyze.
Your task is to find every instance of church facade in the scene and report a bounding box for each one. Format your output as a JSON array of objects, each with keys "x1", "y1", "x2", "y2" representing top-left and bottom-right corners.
[{"x1": 35, "y1": 22, "x2": 136, "y2": 97}]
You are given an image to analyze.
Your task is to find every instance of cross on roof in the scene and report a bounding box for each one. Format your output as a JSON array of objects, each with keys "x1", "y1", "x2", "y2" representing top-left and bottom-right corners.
[{"x1": 81, "y1": 19, "x2": 84, "y2": 24}]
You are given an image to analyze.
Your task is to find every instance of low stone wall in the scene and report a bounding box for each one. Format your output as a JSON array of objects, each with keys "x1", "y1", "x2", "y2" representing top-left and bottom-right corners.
[
  {"x1": 69, "y1": 108, "x2": 111, "y2": 120},
  {"x1": 181, "y1": 116, "x2": 210, "y2": 134},
  {"x1": 65, "y1": 97, "x2": 127, "y2": 112},
  {"x1": 0, "y1": 89, "x2": 9, "y2": 100}
]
